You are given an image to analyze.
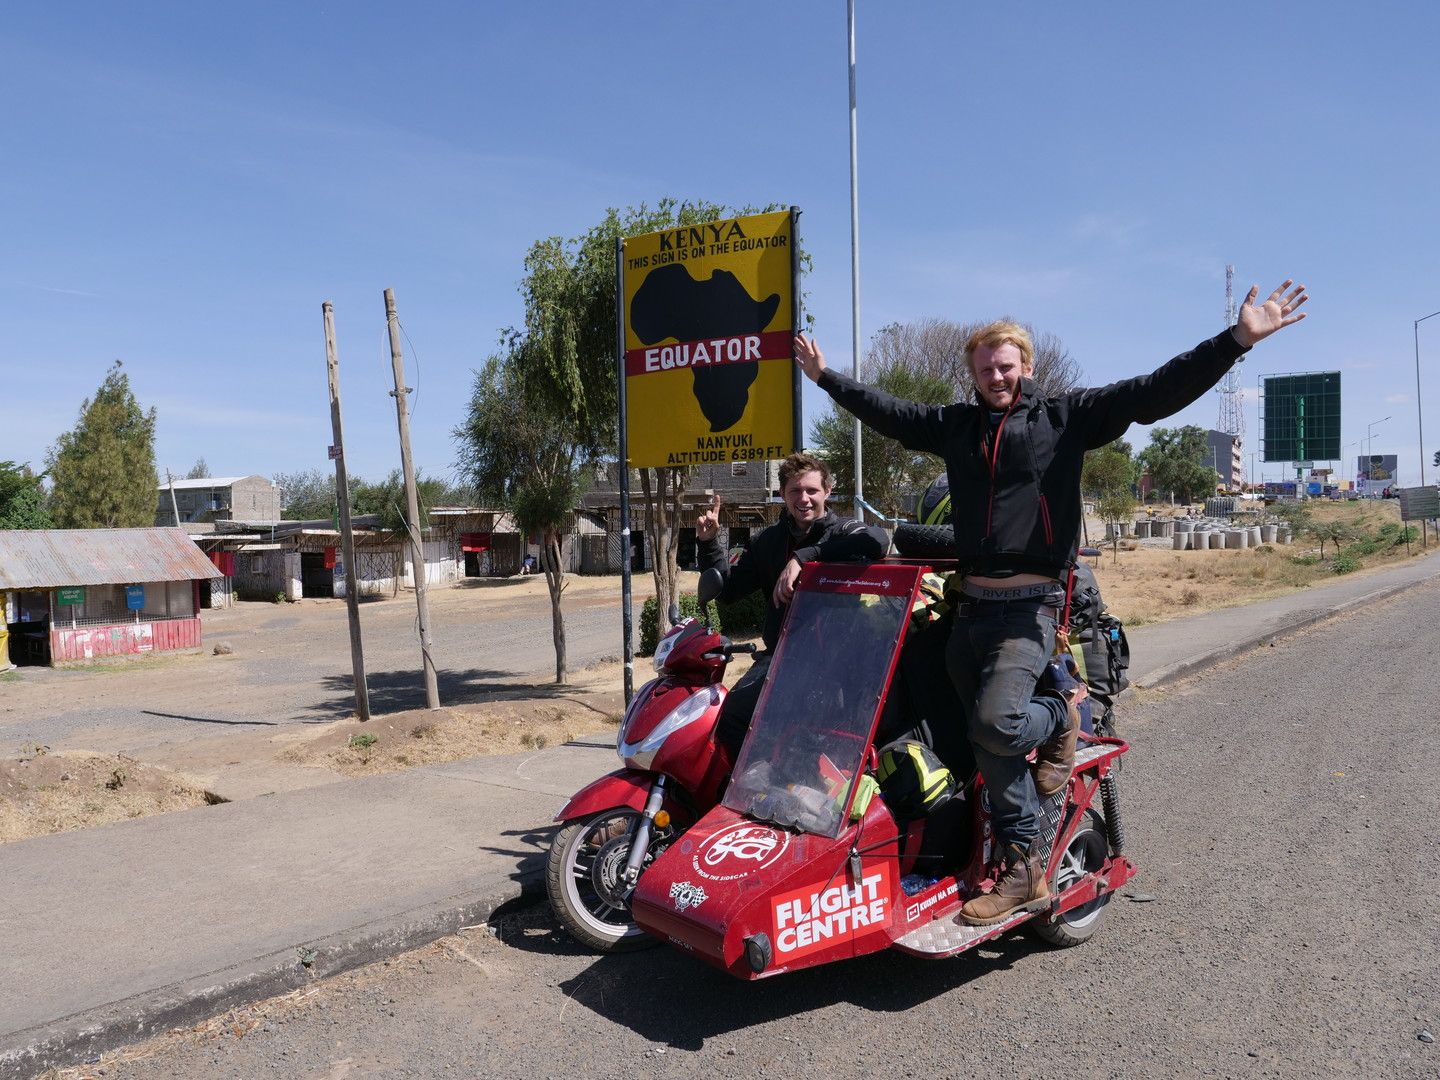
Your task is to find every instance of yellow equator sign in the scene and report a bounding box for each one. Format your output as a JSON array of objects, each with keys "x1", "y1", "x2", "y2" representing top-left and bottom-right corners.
[{"x1": 621, "y1": 209, "x2": 798, "y2": 469}]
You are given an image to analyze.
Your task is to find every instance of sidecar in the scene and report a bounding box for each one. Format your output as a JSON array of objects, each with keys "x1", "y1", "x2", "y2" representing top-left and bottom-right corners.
[{"x1": 630, "y1": 559, "x2": 1136, "y2": 980}]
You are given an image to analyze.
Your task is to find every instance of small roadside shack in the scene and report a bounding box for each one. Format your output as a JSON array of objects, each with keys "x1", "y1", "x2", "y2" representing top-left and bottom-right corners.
[{"x1": 0, "y1": 528, "x2": 223, "y2": 667}]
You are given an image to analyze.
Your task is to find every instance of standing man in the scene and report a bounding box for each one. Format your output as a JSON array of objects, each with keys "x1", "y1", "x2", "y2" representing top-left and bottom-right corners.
[
  {"x1": 696, "y1": 451, "x2": 890, "y2": 761},
  {"x1": 795, "y1": 280, "x2": 1307, "y2": 924}
]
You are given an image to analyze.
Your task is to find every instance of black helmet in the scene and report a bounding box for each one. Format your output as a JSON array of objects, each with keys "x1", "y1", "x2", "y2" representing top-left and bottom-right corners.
[{"x1": 916, "y1": 473, "x2": 951, "y2": 526}]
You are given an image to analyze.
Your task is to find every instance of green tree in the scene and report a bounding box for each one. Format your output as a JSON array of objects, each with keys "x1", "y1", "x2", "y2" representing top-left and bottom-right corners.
[
  {"x1": 274, "y1": 469, "x2": 338, "y2": 521},
  {"x1": 46, "y1": 361, "x2": 158, "y2": 528},
  {"x1": 0, "y1": 461, "x2": 53, "y2": 529},
  {"x1": 186, "y1": 458, "x2": 211, "y2": 479},
  {"x1": 811, "y1": 318, "x2": 1080, "y2": 518},
  {"x1": 810, "y1": 343, "x2": 951, "y2": 518},
  {"x1": 1306, "y1": 518, "x2": 1355, "y2": 558},
  {"x1": 457, "y1": 349, "x2": 589, "y2": 683},
  {"x1": 477, "y1": 198, "x2": 798, "y2": 642},
  {"x1": 351, "y1": 469, "x2": 452, "y2": 536},
  {"x1": 1082, "y1": 440, "x2": 1138, "y2": 557},
  {"x1": 1138, "y1": 426, "x2": 1216, "y2": 504}
]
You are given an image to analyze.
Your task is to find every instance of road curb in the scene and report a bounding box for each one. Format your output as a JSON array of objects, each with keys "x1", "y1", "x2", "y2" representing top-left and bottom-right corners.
[
  {"x1": 1134, "y1": 572, "x2": 1432, "y2": 690},
  {"x1": 0, "y1": 876, "x2": 544, "y2": 1080}
]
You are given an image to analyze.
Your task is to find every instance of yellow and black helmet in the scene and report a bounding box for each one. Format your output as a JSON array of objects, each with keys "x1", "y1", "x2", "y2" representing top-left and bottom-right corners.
[{"x1": 916, "y1": 474, "x2": 951, "y2": 527}]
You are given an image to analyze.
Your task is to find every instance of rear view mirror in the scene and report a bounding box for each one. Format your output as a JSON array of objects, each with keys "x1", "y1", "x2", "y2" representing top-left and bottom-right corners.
[{"x1": 697, "y1": 567, "x2": 724, "y2": 610}]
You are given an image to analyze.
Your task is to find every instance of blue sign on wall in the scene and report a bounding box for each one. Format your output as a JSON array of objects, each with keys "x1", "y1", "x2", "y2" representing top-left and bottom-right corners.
[{"x1": 125, "y1": 584, "x2": 146, "y2": 610}]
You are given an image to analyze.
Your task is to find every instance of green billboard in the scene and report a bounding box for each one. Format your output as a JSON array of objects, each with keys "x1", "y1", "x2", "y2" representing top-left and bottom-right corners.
[{"x1": 1262, "y1": 372, "x2": 1341, "y2": 462}]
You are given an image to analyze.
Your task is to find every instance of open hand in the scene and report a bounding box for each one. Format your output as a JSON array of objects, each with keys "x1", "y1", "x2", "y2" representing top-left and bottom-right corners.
[
  {"x1": 1234, "y1": 280, "x2": 1308, "y2": 348},
  {"x1": 696, "y1": 492, "x2": 721, "y2": 542},
  {"x1": 793, "y1": 335, "x2": 827, "y2": 383}
]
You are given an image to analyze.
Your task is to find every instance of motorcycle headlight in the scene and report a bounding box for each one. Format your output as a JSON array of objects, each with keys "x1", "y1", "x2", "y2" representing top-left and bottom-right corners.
[{"x1": 618, "y1": 686, "x2": 720, "y2": 770}]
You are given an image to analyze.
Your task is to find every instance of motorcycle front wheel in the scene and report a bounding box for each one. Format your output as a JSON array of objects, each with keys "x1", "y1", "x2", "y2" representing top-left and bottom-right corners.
[
  {"x1": 1029, "y1": 808, "x2": 1111, "y2": 948},
  {"x1": 546, "y1": 809, "x2": 659, "y2": 953}
]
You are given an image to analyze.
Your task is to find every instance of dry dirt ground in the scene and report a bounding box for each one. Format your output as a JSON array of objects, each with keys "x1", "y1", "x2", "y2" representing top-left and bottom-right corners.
[{"x1": 1, "y1": 501, "x2": 1427, "y2": 844}]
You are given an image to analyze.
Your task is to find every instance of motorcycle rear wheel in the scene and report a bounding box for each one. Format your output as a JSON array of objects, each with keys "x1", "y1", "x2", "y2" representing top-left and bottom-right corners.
[
  {"x1": 1029, "y1": 809, "x2": 1111, "y2": 947},
  {"x1": 546, "y1": 809, "x2": 659, "y2": 953}
]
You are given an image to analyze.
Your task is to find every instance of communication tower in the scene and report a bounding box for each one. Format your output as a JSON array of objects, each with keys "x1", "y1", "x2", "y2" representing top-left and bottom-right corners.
[{"x1": 1216, "y1": 265, "x2": 1244, "y2": 483}]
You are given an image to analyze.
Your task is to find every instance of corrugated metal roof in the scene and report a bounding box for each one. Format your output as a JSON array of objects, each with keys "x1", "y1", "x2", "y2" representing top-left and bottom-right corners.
[
  {"x1": 0, "y1": 529, "x2": 224, "y2": 590},
  {"x1": 156, "y1": 476, "x2": 255, "y2": 490}
]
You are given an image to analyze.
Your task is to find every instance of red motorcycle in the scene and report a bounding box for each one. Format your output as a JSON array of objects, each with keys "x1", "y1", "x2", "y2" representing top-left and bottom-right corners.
[
  {"x1": 625, "y1": 549, "x2": 1136, "y2": 979},
  {"x1": 546, "y1": 584, "x2": 753, "y2": 951}
]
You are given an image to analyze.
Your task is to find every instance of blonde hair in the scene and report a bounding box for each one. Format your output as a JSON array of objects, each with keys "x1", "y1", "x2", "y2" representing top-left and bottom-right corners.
[{"x1": 965, "y1": 320, "x2": 1034, "y2": 372}]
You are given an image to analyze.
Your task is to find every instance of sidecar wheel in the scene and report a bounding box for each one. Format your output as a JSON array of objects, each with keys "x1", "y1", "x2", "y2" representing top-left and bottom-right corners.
[
  {"x1": 1030, "y1": 809, "x2": 1110, "y2": 948},
  {"x1": 546, "y1": 810, "x2": 658, "y2": 953},
  {"x1": 892, "y1": 523, "x2": 956, "y2": 559}
]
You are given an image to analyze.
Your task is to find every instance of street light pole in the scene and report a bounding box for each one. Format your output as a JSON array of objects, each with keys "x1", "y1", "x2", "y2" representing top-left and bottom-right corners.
[
  {"x1": 1416, "y1": 309, "x2": 1440, "y2": 485},
  {"x1": 1366, "y1": 415, "x2": 1391, "y2": 497}
]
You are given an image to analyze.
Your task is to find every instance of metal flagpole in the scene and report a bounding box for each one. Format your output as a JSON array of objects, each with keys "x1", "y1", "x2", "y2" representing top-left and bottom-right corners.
[{"x1": 847, "y1": 0, "x2": 864, "y2": 519}]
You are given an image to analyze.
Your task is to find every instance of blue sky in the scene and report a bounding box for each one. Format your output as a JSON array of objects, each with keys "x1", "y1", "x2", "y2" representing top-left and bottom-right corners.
[{"x1": 6, "y1": 1, "x2": 1438, "y2": 491}]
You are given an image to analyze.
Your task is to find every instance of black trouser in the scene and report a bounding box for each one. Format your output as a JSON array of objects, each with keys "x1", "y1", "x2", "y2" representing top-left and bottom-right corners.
[{"x1": 715, "y1": 652, "x2": 771, "y2": 762}]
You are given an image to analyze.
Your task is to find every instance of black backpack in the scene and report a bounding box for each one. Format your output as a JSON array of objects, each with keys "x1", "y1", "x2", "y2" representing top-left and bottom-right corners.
[{"x1": 1067, "y1": 563, "x2": 1131, "y2": 713}]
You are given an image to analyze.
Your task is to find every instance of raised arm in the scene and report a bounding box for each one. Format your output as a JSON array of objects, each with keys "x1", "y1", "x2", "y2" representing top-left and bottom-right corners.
[
  {"x1": 793, "y1": 334, "x2": 950, "y2": 455},
  {"x1": 1076, "y1": 278, "x2": 1308, "y2": 447}
]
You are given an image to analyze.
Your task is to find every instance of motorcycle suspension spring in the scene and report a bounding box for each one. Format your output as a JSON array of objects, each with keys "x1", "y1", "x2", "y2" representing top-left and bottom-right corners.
[{"x1": 1100, "y1": 773, "x2": 1125, "y2": 855}]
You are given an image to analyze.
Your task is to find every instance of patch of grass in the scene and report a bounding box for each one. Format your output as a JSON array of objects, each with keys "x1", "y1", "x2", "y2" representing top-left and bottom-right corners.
[
  {"x1": 1332, "y1": 551, "x2": 1360, "y2": 574},
  {"x1": 520, "y1": 732, "x2": 550, "y2": 750},
  {"x1": 1179, "y1": 587, "x2": 1201, "y2": 606},
  {"x1": 348, "y1": 732, "x2": 378, "y2": 751},
  {"x1": 0, "y1": 671, "x2": 20, "y2": 683}
]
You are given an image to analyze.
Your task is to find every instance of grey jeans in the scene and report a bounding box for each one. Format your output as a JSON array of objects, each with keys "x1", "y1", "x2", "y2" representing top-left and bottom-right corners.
[{"x1": 945, "y1": 602, "x2": 1067, "y2": 848}]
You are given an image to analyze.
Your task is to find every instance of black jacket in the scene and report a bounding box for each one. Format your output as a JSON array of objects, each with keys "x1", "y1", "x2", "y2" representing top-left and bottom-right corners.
[
  {"x1": 818, "y1": 329, "x2": 1249, "y2": 577},
  {"x1": 698, "y1": 510, "x2": 890, "y2": 649}
]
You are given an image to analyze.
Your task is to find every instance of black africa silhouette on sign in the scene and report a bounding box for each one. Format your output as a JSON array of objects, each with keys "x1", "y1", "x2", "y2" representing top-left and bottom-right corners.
[{"x1": 630, "y1": 264, "x2": 781, "y2": 432}]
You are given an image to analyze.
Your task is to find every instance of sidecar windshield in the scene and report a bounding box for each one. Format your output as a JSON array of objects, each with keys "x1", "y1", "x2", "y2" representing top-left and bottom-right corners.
[{"x1": 723, "y1": 563, "x2": 919, "y2": 838}]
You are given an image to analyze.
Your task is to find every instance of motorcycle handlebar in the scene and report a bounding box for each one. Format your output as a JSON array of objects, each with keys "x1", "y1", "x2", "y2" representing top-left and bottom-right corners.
[{"x1": 702, "y1": 640, "x2": 760, "y2": 661}]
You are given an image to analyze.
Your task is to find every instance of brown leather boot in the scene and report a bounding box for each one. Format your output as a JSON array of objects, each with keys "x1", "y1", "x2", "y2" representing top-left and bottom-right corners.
[
  {"x1": 960, "y1": 840, "x2": 1049, "y2": 925},
  {"x1": 1033, "y1": 687, "x2": 1083, "y2": 797}
]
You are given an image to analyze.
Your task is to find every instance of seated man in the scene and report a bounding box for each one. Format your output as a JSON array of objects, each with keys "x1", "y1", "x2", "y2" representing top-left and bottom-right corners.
[{"x1": 695, "y1": 451, "x2": 890, "y2": 761}]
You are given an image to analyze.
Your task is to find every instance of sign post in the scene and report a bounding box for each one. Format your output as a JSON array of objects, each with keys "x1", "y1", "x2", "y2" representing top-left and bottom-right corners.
[{"x1": 616, "y1": 209, "x2": 802, "y2": 702}]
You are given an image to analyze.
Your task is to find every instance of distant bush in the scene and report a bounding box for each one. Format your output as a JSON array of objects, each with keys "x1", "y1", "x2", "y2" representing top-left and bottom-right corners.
[
  {"x1": 1287, "y1": 554, "x2": 1319, "y2": 567},
  {"x1": 1332, "y1": 551, "x2": 1360, "y2": 575},
  {"x1": 716, "y1": 590, "x2": 766, "y2": 638},
  {"x1": 639, "y1": 594, "x2": 722, "y2": 656}
]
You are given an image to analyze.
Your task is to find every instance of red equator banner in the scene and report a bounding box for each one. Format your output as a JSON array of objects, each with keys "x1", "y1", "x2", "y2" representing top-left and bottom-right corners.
[{"x1": 625, "y1": 330, "x2": 792, "y2": 378}]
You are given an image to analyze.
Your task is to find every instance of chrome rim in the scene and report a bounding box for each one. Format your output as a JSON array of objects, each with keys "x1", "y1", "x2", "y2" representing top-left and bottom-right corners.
[{"x1": 563, "y1": 811, "x2": 647, "y2": 941}]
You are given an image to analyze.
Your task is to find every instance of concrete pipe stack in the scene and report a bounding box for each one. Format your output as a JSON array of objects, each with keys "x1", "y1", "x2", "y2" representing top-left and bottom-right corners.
[
  {"x1": 1134, "y1": 520, "x2": 1151, "y2": 538},
  {"x1": 1261, "y1": 524, "x2": 1278, "y2": 543}
]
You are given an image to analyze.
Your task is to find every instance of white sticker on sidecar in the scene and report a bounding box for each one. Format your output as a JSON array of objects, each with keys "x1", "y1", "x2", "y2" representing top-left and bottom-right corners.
[
  {"x1": 691, "y1": 822, "x2": 791, "y2": 881},
  {"x1": 669, "y1": 881, "x2": 709, "y2": 912}
]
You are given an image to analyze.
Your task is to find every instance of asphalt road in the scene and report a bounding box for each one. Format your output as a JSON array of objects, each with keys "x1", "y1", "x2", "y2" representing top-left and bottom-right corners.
[
  {"x1": 73, "y1": 579, "x2": 1440, "y2": 1080},
  {"x1": 0, "y1": 577, "x2": 646, "y2": 756}
]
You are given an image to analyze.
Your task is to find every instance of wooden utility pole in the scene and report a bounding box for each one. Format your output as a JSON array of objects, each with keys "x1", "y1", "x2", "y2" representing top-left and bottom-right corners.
[
  {"x1": 165, "y1": 470, "x2": 181, "y2": 527},
  {"x1": 323, "y1": 301, "x2": 371, "y2": 721},
  {"x1": 384, "y1": 287, "x2": 441, "y2": 710}
]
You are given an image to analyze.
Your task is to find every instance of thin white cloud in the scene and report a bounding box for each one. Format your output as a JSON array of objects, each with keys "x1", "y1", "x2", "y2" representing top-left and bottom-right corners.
[
  {"x1": 1384, "y1": 393, "x2": 1411, "y2": 404},
  {"x1": 1070, "y1": 213, "x2": 1147, "y2": 246},
  {"x1": 4, "y1": 281, "x2": 101, "y2": 298}
]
